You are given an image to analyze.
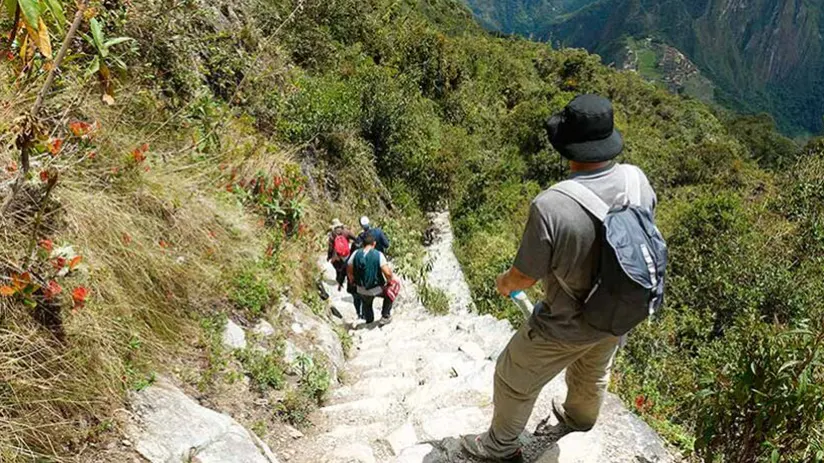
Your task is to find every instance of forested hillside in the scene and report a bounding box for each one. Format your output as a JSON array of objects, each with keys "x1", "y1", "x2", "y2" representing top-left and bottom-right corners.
[
  {"x1": 1, "y1": 0, "x2": 822, "y2": 461},
  {"x1": 462, "y1": 0, "x2": 824, "y2": 136}
]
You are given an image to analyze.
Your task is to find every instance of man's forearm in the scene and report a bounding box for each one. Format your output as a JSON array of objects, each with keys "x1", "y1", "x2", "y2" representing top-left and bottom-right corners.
[{"x1": 496, "y1": 266, "x2": 537, "y2": 296}]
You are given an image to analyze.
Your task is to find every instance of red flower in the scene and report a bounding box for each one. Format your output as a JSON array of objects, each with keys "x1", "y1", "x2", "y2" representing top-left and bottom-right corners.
[
  {"x1": 38, "y1": 239, "x2": 54, "y2": 253},
  {"x1": 47, "y1": 138, "x2": 63, "y2": 156},
  {"x1": 40, "y1": 170, "x2": 50, "y2": 182},
  {"x1": 158, "y1": 239, "x2": 169, "y2": 249},
  {"x1": 43, "y1": 280, "x2": 62, "y2": 299},
  {"x1": 5, "y1": 51, "x2": 14, "y2": 61},
  {"x1": 274, "y1": 176, "x2": 283, "y2": 188},
  {"x1": 122, "y1": 233, "x2": 132, "y2": 244},
  {"x1": 634, "y1": 395, "x2": 645, "y2": 411},
  {"x1": 53, "y1": 257, "x2": 67, "y2": 270},
  {"x1": 87, "y1": 151, "x2": 97, "y2": 159},
  {"x1": 6, "y1": 162, "x2": 17, "y2": 173},
  {"x1": 72, "y1": 286, "x2": 90, "y2": 309},
  {"x1": 140, "y1": 143, "x2": 149, "y2": 152}
]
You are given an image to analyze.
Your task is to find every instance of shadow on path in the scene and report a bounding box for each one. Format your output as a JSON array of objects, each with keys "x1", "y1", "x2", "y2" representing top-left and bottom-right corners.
[{"x1": 419, "y1": 417, "x2": 574, "y2": 463}]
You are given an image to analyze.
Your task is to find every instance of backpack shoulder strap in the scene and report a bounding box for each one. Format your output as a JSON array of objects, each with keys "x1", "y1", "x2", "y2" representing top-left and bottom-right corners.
[
  {"x1": 551, "y1": 180, "x2": 610, "y2": 221},
  {"x1": 621, "y1": 164, "x2": 642, "y2": 205}
]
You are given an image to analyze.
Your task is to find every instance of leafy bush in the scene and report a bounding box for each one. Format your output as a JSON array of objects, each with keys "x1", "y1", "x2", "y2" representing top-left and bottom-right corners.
[
  {"x1": 235, "y1": 347, "x2": 286, "y2": 392},
  {"x1": 229, "y1": 268, "x2": 272, "y2": 317}
]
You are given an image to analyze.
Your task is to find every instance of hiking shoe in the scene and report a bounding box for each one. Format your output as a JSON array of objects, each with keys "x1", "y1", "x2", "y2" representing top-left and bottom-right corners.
[
  {"x1": 551, "y1": 398, "x2": 593, "y2": 432},
  {"x1": 378, "y1": 316, "x2": 392, "y2": 326},
  {"x1": 460, "y1": 434, "x2": 524, "y2": 462}
]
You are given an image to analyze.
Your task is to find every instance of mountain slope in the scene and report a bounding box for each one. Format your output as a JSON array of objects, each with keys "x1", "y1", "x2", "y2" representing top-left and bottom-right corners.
[
  {"x1": 1, "y1": 0, "x2": 822, "y2": 461},
  {"x1": 462, "y1": 0, "x2": 824, "y2": 135}
]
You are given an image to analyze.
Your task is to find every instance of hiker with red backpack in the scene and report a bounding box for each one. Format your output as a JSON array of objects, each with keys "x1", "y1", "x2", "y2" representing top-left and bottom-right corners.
[{"x1": 327, "y1": 219, "x2": 357, "y2": 291}]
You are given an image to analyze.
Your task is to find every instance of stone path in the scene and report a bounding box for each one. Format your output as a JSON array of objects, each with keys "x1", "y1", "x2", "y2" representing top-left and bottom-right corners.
[{"x1": 294, "y1": 212, "x2": 675, "y2": 463}]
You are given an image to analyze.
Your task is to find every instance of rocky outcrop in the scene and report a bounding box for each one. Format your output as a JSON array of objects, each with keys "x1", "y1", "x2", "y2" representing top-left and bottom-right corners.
[
  {"x1": 294, "y1": 212, "x2": 675, "y2": 462},
  {"x1": 126, "y1": 377, "x2": 279, "y2": 463}
]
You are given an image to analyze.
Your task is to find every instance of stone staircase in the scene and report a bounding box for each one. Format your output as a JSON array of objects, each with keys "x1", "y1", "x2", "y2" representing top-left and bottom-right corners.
[{"x1": 294, "y1": 212, "x2": 675, "y2": 463}]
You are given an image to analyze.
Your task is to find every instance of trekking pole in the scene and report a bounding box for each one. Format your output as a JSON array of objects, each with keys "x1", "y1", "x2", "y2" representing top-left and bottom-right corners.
[{"x1": 509, "y1": 290, "x2": 533, "y2": 319}]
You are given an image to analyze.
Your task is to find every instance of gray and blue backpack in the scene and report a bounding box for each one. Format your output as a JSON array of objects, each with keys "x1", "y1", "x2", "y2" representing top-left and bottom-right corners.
[{"x1": 551, "y1": 165, "x2": 667, "y2": 336}]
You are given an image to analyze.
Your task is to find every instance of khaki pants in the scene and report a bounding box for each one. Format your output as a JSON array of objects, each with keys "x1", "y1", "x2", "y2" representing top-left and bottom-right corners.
[{"x1": 481, "y1": 324, "x2": 620, "y2": 457}]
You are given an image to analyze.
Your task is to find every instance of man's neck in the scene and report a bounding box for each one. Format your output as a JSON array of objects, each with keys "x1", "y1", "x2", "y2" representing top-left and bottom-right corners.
[{"x1": 569, "y1": 160, "x2": 611, "y2": 173}]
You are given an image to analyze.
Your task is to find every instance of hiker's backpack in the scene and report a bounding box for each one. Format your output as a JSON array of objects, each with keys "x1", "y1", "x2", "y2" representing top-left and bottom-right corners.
[
  {"x1": 551, "y1": 165, "x2": 667, "y2": 336},
  {"x1": 334, "y1": 235, "x2": 351, "y2": 258}
]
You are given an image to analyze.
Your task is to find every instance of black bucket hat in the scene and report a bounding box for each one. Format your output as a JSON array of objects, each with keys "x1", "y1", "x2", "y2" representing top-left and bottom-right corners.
[{"x1": 546, "y1": 94, "x2": 623, "y2": 163}]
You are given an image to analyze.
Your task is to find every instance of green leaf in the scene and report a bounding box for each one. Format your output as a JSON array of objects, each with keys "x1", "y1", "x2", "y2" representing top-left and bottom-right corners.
[
  {"x1": 778, "y1": 360, "x2": 800, "y2": 374},
  {"x1": 23, "y1": 298, "x2": 37, "y2": 309},
  {"x1": 111, "y1": 55, "x2": 127, "y2": 70},
  {"x1": 18, "y1": 0, "x2": 39, "y2": 29},
  {"x1": 86, "y1": 55, "x2": 99, "y2": 76},
  {"x1": 90, "y1": 17, "x2": 105, "y2": 55},
  {"x1": 4, "y1": 0, "x2": 17, "y2": 19},
  {"x1": 103, "y1": 36, "x2": 132, "y2": 48},
  {"x1": 43, "y1": 0, "x2": 65, "y2": 33}
]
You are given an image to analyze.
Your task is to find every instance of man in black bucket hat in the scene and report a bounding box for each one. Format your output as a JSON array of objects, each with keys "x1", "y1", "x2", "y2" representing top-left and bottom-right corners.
[{"x1": 461, "y1": 95, "x2": 659, "y2": 462}]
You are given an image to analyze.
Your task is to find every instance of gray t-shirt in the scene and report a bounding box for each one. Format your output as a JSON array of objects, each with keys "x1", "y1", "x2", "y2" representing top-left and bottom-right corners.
[{"x1": 514, "y1": 163, "x2": 657, "y2": 344}]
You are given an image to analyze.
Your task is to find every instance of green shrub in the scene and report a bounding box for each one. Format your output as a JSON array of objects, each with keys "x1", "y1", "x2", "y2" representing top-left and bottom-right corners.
[
  {"x1": 234, "y1": 347, "x2": 286, "y2": 392},
  {"x1": 229, "y1": 268, "x2": 271, "y2": 317}
]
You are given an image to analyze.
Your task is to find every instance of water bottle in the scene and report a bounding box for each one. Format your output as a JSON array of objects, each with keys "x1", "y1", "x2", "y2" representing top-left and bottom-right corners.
[{"x1": 510, "y1": 290, "x2": 533, "y2": 319}]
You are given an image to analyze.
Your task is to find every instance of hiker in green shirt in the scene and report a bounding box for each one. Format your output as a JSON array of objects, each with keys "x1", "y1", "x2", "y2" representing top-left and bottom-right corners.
[{"x1": 346, "y1": 232, "x2": 394, "y2": 326}]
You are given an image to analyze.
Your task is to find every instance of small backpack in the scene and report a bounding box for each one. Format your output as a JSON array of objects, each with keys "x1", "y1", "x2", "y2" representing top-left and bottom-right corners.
[
  {"x1": 551, "y1": 165, "x2": 667, "y2": 336},
  {"x1": 334, "y1": 235, "x2": 351, "y2": 258}
]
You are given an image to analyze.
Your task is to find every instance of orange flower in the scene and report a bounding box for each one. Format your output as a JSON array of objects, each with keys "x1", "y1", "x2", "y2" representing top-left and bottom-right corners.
[
  {"x1": 69, "y1": 256, "x2": 83, "y2": 270},
  {"x1": 72, "y1": 286, "x2": 90, "y2": 308},
  {"x1": 38, "y1": 239, "x2": 54, "y2": 252},
  {"x1": 47, "y1": 138, "x2": 63, "y2": 156},
  {"x1": 69, "y1": 121, "x2": 93, "y2": 137}
]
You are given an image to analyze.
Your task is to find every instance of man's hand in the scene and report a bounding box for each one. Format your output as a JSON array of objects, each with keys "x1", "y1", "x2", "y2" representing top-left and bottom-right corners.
[{"x1": 496, "y1": 266, "x2": 538, "y2": 297}]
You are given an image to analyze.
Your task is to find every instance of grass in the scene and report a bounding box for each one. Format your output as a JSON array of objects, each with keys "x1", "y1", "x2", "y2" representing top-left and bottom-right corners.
[
  {"x1": 0, "y1": 66, "x2": 325, "y2": 459},
  {"x1": 420, "y1": 283, "x2": 450, "y2": 315}
]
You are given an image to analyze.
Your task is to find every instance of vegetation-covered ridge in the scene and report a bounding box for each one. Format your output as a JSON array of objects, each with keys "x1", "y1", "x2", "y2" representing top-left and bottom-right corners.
[
  {"x1": 1, "y1": 0, "x2": 822, "y2": 461},
  {"x1": 461, "y1": 0, "x2": 824, "y2": 136}
]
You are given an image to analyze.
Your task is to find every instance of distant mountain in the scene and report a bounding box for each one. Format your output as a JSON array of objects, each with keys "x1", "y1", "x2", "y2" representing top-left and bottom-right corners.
[{"x1": 461, "y1": 0, "x2": 824, "y2": 135}]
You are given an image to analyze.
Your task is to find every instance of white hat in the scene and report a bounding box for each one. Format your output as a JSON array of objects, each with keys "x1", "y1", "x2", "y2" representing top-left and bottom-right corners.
[
  {"x1": 359, "y1": 216, "x2": 370, "y2": 227},
  {"x1": 330, "y1": 218, "x2": 344, "y2": 230}
]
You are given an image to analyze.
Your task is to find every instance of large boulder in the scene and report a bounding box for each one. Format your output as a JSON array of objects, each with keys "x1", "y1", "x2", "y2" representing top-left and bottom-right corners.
[
  {"x1": 281, "y1": 301, "x2": 345, "y2": 380},
  {"x1": 126, "y1": 377, "x2": 279, "y2": 463}
]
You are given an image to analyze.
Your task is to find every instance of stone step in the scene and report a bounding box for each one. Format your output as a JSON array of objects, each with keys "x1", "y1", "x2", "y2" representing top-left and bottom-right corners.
[
  {"x1": 329, "y1": 377, "x2": 418, "y2": 404},
  {"x1": 414, "y1": 406, "x2": 489, "y2": 441},
  {"x1": 319, "y1": 397, "x2": 403, "y2": 426}
]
